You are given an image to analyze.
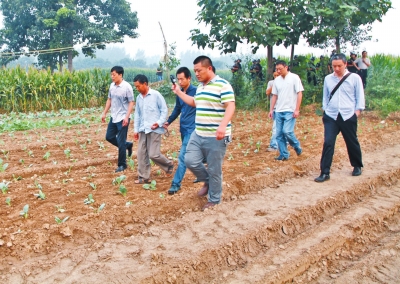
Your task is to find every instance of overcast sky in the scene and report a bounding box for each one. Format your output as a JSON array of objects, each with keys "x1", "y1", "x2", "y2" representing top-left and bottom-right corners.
[{"x1": 124, "y1": 0, "x2": 399, "y2": 58}]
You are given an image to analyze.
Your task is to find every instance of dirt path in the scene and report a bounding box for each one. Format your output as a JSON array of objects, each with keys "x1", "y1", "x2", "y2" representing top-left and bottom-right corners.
[{"x1": 1, "y1": 110, "x2": 400, "y2": 283}]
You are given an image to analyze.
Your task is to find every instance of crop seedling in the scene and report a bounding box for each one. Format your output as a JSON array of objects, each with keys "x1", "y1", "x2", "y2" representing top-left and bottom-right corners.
[
  {"x1": 112, "y1": 175, "x2": 126, "y2": 186},
  {"x1": 127, "y1": 158, "x2": 135, "y2": 170},
  {"x1": 66, "y1": 190, "x2": 75, "y2": 196},
  {"x1": 58, "y1": 142, "x2": 64, "y2": 148},
  {"x1": 34, "y1": 180, "x2": 43, "y2": 190},
  {"x1": 43, "y1": 151, "x2": 51, "y2": 160},
  {"x1": 55, "y1": 216, "x2": 69, "y2": 224},
  {"x1": 12, "y1": 175, "x2": 22, "y2": 181},
  {"x1": 20, "y1": 204, "x2": 29, "y2": 218},
  {"x1": 84, "y1": 193, "x2": 95, "y2": 204},
  {"x1": 0, "y1": 158, "x2": 8, "y2": 172},
  {"x1": 126, "y1": 201, "x2": 133, "y2": 206},
  {"x1": 28, "y1": 150, "x2": 34, "y2": 157},
  {"x1": 143, "y1": 180, "x2": 157, "y2": 190},
  {"x1": 80, "y1": 143, "x2": 86, "y2": 150},
  {"x1": 19, "y1": 159, "x2": 24, "y2": 164},
  {"x1": 41, "y1": 144, "x2": 47, "y2": 150},
  {"x1": 64, "y1": 148, "x2": 71, "y2": 158},
  {"x1": 254, "y1": 141, "x2": 262, "y2": 153},
  {"x1": 34, "y1": 190, "x2": 46, "y2": 200},
  {"x1": 5, "y1": 197, "x2": 11, "y2": 206},
  {"x1": 150, "y1": 159, "x2": 155, "y2": 167},
  {"x1": 97, "y1": 141, "x2": 105, "y2": 150},
  {"x1": 1, "y1": 150, "x2": 9, "y2": 160},
  {"x1": 55, "y1": 205, "x2": 65, "y2": 213},
  {"x1": 156, "y1": 169, "x2": 161, "y2": 176},
  {"x1": 96, "y1": 203, "x2": 106, "y2": 213},
  {"x1": 0, "y1": 180, "x2": 10, "y2": 194},
  {"x1": 159, "y1": 193, "x2": 165, "y2": 199},
  {"x1": 89, "y1": 182, "x2": 97, "y2": 190},
  {"x1": 118, "y1": 185, "x2": 127, "y2": 196}
]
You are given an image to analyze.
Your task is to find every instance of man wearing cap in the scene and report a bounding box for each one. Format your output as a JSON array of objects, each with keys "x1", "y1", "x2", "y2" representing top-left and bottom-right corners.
[{"x1": 347, "y1": 52, "x2": 360, "y2": 74}]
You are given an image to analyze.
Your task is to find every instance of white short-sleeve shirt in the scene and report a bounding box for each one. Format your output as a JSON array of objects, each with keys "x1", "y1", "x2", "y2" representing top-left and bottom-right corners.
[{"x1": 272, "y1": 72, "x2": 304, "y2": 112}]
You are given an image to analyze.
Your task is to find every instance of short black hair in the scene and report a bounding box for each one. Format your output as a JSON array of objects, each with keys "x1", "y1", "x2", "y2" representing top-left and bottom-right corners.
[
  {"x1": 111, "y1": 66, "x2": 124, "y2": 76},
  {"x1": 212, "y1": 65, "x2": 216, "y2": 73},
  {"x1": 330, "y1": 53, "x2": 347, "y2": 64},
  {"x1": 193, "y1": 55, "x2": 213, "y2": 67},
  {"x1": 275, "y1": 60, "x2": 287, "y2": 67},
  {"x1": 133, "y1": 74, "x2": 148, "y2": 84},
  {"x1": 176, "y1": 67, "x2": 191, "y2": 79}
]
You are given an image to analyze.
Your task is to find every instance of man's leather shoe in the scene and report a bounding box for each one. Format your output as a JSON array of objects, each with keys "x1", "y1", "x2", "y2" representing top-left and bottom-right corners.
[
  {"x1": 202, "y1": 202, "x2": 216, "y2": 211},
  {"x1": 352, "y1": 167, "x2": 362, "y2": 176},
  {"x1": 314, "y1": 174, "x2": 330, "y2": 183},
  {"x1": 127, "y1": 143, "x2": 133, "y2": 158},
  {"x1": 274, "y1": 156, "x2": 288, "y2": 161},
  {"x1": 115, "y1": 165, "x2": 127, "y2": 173},
  {"x1": 197, "y1": 183, "x2": 209, "y2": 197}
]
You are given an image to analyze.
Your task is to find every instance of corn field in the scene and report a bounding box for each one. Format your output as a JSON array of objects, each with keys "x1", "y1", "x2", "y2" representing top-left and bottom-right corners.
[{"x1": 0, "y1": 67, "x2": 109, "y2": 112}]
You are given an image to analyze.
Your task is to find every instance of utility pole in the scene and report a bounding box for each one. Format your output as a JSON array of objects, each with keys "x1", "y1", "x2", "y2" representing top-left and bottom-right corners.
[{"x1": 158, "y1": 22, "x2": 168, "y2": 82}]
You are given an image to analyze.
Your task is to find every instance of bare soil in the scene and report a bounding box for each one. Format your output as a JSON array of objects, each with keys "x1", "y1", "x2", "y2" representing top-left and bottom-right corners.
[{"x1": 1, "y1": 106, "x2": 400, "y2": 283}]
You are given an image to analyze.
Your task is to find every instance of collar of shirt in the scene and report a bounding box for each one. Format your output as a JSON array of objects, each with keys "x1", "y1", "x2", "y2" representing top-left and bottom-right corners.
[{"x1": 333, "y1": 69, "x2": 349, "y2": 79}]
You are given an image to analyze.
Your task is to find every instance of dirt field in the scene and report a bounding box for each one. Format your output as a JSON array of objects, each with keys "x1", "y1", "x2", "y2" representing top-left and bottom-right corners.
[{"x1": 1, "y1": 106, "x2": 400, "y2": 283}]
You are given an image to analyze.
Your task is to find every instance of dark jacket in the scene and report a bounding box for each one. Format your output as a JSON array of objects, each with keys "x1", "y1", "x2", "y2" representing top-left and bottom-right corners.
[{"x1": 167, "y1": 84, "x2": 197, "y2": 135}]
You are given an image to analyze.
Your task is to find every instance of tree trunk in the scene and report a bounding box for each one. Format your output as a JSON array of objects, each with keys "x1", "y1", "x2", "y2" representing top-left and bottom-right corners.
[
  {"x1": 290, "y1": 44, "x2": 295, "y2": 69},
  {"x1": 267, "y1": 45, "x2": 273, "y2": 80},
  {"x1": 68, "y1": 50, "x2": 73, "y2": 72},
  {"x1": 335, "y1": 36, "x2": 340, "y2": 53},
  {"x1": 59, "y1": 53, "x2": 63, "y2": 72}
]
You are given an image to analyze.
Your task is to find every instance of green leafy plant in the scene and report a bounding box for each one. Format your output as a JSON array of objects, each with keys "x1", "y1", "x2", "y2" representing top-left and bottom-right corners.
[
  {"x1": 34, "y1": 180, "x2": 43, "y2": 190},
  {"x1": 5, "y1": 197, "x2": 11, "y2": 206},
  {"x1": 96, "y1": 203, "x2": 106, "y2": 213},
  {"x1": 0, "y1": 158, "x2": 8, "y2": 172},
  {"x1": 20, "y1": 204, "x2": 29, "y2": 218},
  {"x1": 143, "y1": 180, "x2": 157, "y2": 190},
  {"x1": 89, "y1": 183, "x2": 97, "y2": 190},
  {"x1": 254, "y1": 141, "x2": 262, "y2": 153},
  {"x1": 84, "y1": 193, "x2": 95, "y2": 204},
  {"x1": 97, "y1": 141, "x2": 105, "y2": 150},
  {"x1": 55, "y1": 216, "x2": 69, "y2": 224},
  {"x1": 118, "y1": 185, "x2": 127, "y2": 196},
  {"x1": 34, "y1": 190, "x2": 46, "y2": 200},
  {"x1": 64, "y1": 148, "x2": 71, "y2": 158},
  {"x1": 127, "y1": 158, "x2": 135, "y2": 170},
  {"x1": 43, "y1": 151, "x2": 51, "y2": 160},
  {"x1": 0, "y1": 180, "x2": 10, "y2": 194},
  {"x1": 112, "y1": 175, "x2": 126, "y2": 186},
  {"x1": 55, "y1": 205, "x2": 65, "y2": 213}
]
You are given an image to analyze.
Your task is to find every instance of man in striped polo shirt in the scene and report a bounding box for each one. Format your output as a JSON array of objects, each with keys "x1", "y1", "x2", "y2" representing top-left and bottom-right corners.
[{"x1": 172, "y1": 56, "x2": 235, "y2": 211}]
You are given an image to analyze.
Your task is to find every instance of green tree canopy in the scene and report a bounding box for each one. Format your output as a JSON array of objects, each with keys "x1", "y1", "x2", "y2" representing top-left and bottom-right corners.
[{"x1": 0, "y1": 0, "x2": 139, "y2": 71}]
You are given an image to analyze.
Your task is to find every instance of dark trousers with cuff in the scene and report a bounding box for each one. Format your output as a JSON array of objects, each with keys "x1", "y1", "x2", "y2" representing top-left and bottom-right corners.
[
  {"x1": 105, "y1": 118, "x2": 131, "y2": 168},
  {"x1": 320, "y1": 113, "x2": 363, "y2": 175}
]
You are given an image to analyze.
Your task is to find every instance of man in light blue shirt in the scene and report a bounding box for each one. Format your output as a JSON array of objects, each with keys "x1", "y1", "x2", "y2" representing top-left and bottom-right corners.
[
  {"x1": 133, "y1": 74, "x2": 173, "y2": 184},
  {"x1": 315, "y1": 53, "x2": 365, "y2": 182}
]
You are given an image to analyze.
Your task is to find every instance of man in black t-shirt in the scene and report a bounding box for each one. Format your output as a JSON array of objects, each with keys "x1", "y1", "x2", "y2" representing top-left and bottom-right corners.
[{"x1": 347, "y1": 52, "x2": 360, "y2": 74}]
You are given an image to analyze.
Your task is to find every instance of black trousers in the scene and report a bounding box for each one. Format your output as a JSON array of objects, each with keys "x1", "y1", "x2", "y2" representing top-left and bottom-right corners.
[
  {"x1": 359, "y1": 69, "x2": 368, "y2": 88},
  {"x1": 320, "y1": 113, "x2": 363, "y2": 174}
]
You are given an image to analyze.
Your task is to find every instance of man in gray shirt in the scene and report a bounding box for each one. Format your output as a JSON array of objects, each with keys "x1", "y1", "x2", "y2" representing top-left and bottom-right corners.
[
  {"x1": 101, "y1": 66, "x2": 135, "y2": 173},
  {"x1": 133, "y1": 74, "x2": 173, "y2": 184},
  {"x1": 315, "y1": 53, "x2": 365, "y2": 182}
]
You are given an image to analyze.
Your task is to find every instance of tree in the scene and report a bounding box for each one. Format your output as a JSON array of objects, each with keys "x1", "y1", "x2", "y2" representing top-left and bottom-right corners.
[
  {"x1": 306, "y1": 0, "x2": 392, "y2": 52},
  {"x1": 0, "y1": 0, "x2": 139, "y2": 71},
  {"x1": 190, "y1": 0, "x2": 288, "y2": 76}
]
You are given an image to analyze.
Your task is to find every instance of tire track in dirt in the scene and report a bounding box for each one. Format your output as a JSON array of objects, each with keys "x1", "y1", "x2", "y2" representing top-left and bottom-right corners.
[{"x1": 3, "y1": 141, "x2": 400, "y2": 283}]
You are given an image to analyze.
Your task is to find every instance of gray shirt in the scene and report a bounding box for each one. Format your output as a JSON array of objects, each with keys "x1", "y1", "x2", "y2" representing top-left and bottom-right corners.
[
  {"x1": 272, "y1": 72, "x2": 304, "y2": 112},
  {"x1": 323, "y1": 70, "x2": 365, "y2": 121},
  {"x1": 355, "y1": 57, "x2": 370, "y2": 70},
  {"x1": 108, "y1": 80, "x2": 134, "y2": 123},
  {"x1": 134, "y1": 88, "x2": 168, "y2": 134}
]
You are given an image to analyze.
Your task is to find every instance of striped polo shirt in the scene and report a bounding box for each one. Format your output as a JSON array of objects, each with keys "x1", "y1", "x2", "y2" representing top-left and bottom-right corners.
[{"x1": 195, "y1": 75, "x2": 235, "y2": 137}]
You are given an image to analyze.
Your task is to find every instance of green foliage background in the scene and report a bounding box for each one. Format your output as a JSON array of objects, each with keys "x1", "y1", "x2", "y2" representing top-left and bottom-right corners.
[{"x1": 0, "y1": 54, "x2": 398, "y2": 117}]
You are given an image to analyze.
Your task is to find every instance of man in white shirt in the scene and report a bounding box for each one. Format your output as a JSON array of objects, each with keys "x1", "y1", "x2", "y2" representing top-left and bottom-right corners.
[
  {"x1": 355, "y1": 50, "x2": 371, "y2": 88},
  {"x1": 268, "y1": 60, "x2": 304, "y2": 161}
]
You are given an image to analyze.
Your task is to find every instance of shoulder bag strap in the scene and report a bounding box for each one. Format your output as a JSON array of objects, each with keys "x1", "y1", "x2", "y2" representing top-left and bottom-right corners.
[{"x1": 329, "y1": 72, "x2": 352, "y2": 101}]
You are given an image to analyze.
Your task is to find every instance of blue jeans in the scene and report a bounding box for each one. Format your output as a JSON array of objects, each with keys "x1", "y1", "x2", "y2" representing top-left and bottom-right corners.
[
  {"x1": 185, "y1": 132, "x2": 228, "y2": 204},
  {"x1": 105, "y1": 118, "x2": 131, "y2": 167},
  {"x1": 157, "y1": 75, "x2": 163, "y2": 81},
  {"x1": 269, "y1": 116, "x2": 277, "y2": 148},
  {"x1": 171, "y1": 133, "x2": 192, "y2": 188},
  {"x1": 275, "y1": 111, "x2": 301, "y2": 158}
]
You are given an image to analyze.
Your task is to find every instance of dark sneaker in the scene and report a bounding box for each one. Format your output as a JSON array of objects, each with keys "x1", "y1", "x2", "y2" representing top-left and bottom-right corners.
[
  {"x1": 314, "y1": 174, "x2": 330, "y2": 182},
  {"x1": 274, "y1": 156, "x2": 288, "y2": 161},
  {"x1": 295, "y1": 147, "x2": 303, "y2": 156},
  {"x1": 352, "y1": 167, "x2": 362, "y2": 176},
  {"x1": 168, "y1": 185, "x2": 180, "y2": 195},
  {"x1": 115, "y1": 165, "x2": 127, "y2": 172}
]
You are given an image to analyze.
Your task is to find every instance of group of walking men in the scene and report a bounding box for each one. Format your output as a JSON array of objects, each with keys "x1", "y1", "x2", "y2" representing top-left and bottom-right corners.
[
  {"x1": 266, "y1": 53, "x2": 365, "y2": 182},
  {"x1": 102, "y1": 56, "x2": 235, "y2": 211},
  {"x1": 102, "y1": 52, "x2": 366, "y2": 211}
]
